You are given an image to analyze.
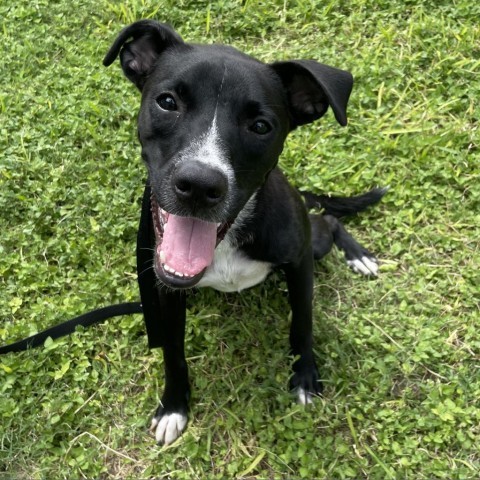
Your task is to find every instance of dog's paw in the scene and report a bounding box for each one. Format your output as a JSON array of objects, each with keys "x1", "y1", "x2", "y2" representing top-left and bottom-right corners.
[
  {"x1": 296, "y1": 387, "x2": 316, "y2": 405},
  {"x1": 290, "y1": 362, "x2": 323, "y2": 406},
  {"x1": 346, "y1": 254, "x2": 379, "y2": 276},
  {"x1": 150, "y1": 410, "x2": 188, "y2": 445}
]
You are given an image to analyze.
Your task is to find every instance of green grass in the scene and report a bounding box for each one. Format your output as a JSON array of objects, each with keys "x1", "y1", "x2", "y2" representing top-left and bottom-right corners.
[{"x1": 1, "y1": 0, "x2": 479, "y2": 478}]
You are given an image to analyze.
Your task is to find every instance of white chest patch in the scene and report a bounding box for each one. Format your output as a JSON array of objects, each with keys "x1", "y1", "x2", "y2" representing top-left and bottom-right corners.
[{"x1": 197, "y1": 238, "x2": 272, "y2": 293}]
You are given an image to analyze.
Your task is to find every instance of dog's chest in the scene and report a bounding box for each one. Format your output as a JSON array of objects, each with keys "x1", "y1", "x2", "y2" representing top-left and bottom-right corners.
[{"x1": 197, "y1": 239, "x2": 272, "y2": 293}]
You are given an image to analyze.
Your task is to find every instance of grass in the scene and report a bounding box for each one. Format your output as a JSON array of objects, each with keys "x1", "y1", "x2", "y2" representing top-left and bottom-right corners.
[{"x1": 0, "y1": 0, "x2": 479, "y2": 478}]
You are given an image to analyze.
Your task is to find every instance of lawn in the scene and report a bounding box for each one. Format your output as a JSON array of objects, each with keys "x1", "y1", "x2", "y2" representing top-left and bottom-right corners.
[{"x1": 1, "y1": 0, "x2": 479, "y2": 478}]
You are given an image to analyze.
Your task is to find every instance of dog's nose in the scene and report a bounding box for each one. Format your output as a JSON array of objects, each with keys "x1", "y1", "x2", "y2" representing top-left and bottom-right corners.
[{"x1": 172, "y1": 161, "x2": 228, "y2": 207}]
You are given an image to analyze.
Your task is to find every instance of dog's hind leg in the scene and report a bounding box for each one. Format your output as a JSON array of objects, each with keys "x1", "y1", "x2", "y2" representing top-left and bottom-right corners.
[
  {"x1": 310, "y1": 214, "x2": 379, "y2": 276},
  {"x1": 310, "y1": 214, "x2": 334, "y2": 261}
]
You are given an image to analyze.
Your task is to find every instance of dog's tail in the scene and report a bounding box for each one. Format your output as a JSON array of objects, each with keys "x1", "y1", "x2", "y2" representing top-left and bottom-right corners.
[{"x1": 300, "y1": 186, "x2": 388, "y2": 218}]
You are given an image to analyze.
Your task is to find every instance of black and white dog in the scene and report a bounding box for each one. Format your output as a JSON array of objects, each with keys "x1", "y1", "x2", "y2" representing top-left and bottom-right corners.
[{"x1": 103, "y1": 20, "x2": 385, "y2": 445}]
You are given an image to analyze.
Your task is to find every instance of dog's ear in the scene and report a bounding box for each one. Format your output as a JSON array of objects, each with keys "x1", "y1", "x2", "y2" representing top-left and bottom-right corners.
[
  {"x1": 270, "y1": 60, "x2": 353, "y2": 128},
  {"x1": 103, "y1": 20, "x2": 184, "y2": 90}
]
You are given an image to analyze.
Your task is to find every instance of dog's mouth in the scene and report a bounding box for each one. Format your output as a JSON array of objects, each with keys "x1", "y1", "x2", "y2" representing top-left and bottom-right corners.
[{"x1": 151, "y1": 196, "x2": 230, "y2": 288}]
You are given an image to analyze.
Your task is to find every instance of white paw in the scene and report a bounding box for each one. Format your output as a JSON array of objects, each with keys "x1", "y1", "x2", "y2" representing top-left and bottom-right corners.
[
  {"x1": 296, "y1": 387, "x2": 314, "y2": 405},
  {"x1": 347, "y1": 256, "x2": 378, "y2": 276},
  {"x1": 150, "y1": 412, "x2": 188, "y2": 445}
]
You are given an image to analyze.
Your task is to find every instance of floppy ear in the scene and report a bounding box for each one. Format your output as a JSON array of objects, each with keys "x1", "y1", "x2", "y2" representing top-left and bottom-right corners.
[
  {"x1": 270, "y1": 60, "x2": 353, "y2": 128},
  {"x1": 103, "y1": 20, "x2": 184, "y2": 90}
]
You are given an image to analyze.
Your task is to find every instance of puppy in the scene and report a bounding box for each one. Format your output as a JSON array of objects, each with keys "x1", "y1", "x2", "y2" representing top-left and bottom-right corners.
[{"x1": 103, "y1": 20, "x2": 385, "y2": 445}]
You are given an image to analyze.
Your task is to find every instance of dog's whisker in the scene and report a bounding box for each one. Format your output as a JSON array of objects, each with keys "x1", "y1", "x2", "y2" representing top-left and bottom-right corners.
[{"x1": 139, "y1": 264, "x2": 156, "y2": 276}]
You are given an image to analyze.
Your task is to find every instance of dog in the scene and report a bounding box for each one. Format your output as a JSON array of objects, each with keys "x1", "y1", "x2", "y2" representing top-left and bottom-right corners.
[{"x1": 103, "y1": 20, "x2": 385, "y2": 445}]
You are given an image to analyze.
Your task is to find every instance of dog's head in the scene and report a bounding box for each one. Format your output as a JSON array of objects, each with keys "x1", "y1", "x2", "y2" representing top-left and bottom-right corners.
[{"x1": 104, "y1": 20, "x2": 353, "y2": 288}]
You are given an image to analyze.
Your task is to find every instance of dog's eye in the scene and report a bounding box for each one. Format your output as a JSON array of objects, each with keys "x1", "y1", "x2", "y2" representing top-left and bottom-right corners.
[
  {"x1": 249, "y1": 120, "x2": 271, "y2": 135},
  {"x1": 156, "y1": 93, "x2": 177, "y2": 111}
]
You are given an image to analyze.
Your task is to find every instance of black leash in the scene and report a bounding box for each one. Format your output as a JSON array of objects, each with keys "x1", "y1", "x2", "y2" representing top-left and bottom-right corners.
[
  {"x1": 0, "y1": 302, "x2": 142, "y2": 355},
  {"x1": 0, "y1": 181, "x2": 164, "y2": 355},
  {"x1": 136, "y1": 183, "x2": 165, "y2": 349}
]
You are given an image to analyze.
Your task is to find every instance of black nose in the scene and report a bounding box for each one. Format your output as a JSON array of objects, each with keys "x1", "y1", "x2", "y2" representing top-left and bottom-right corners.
[{"x1": 172, "y1": 161, "x2": 228, "y2": 207}]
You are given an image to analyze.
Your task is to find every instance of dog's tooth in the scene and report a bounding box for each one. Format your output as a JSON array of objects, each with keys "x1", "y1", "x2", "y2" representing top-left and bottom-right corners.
[
  {"x1": 163, "y1": 263, "x2": 186, "y2": 278},
  {"x1": 159, "y1": 250, "x2": 166, "y2": 263}
]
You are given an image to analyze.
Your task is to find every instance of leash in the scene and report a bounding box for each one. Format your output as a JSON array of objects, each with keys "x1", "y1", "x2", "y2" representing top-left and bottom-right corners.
[
  {"x1": 0, "y1": 182, "x2": 161, "y2": 355},
  {"x1": 0, "y1": 302, "x2": 142, "y2": 354},
  {"x1": 137, "y1": 183, "x2": 165, "y2": 349}
]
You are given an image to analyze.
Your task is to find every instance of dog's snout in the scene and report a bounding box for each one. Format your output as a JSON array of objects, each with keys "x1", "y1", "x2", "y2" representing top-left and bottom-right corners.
[{"x1": 173, "y1": 161, "x2": 228, "y2": 207}]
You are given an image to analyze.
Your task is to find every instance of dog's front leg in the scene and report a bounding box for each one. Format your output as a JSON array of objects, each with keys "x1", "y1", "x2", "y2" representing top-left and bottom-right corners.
[
  {"x1": 283, "y1": 250, "x2": 322, "y2": 405},
  {"x1": 150, "y1": 288, "x2": 190, "y2": 445}
]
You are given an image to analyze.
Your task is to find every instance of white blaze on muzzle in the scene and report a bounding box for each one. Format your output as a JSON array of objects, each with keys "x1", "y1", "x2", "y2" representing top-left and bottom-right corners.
[{"x1": 156, "y1": 112, "x2": 234, "y2": 278}]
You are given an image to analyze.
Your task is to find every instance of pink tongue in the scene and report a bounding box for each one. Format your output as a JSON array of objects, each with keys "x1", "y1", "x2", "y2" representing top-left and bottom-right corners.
[{"x1": 161, "y1": 214, "x2": 217, "y2": 276}]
